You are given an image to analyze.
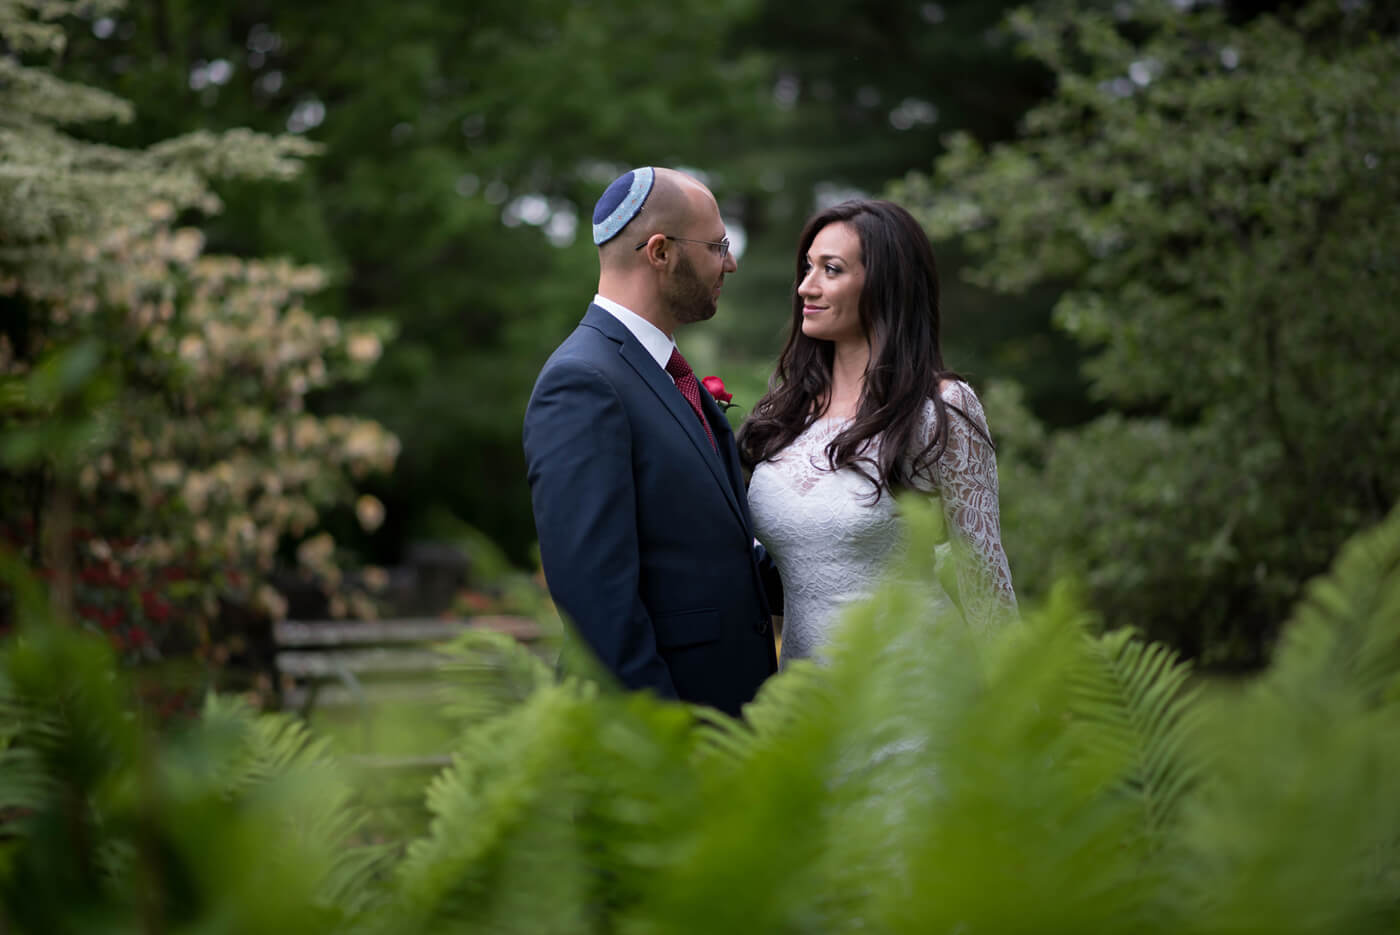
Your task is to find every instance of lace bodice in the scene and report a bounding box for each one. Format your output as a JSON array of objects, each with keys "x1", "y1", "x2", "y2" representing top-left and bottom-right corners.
[{"x1": 749, "y1": 381, "x2": 1017, "y2": 666}]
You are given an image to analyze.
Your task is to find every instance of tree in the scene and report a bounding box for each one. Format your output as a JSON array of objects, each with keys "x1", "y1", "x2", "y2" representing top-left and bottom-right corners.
[
  {"x1": 1, "y1": 0, "x2": 397, "y2": 682},
  {"x1": 709, "y1": 0, "x2": 1091, "y2": 432},
  {"x1": 47, "y1": 0, "x2": 1096, "y2": 566},
  {"x1": 48, "y1": 0, "x2": 786, "y2": 563},
  {"x1": 898, "y1": 0, "x2": 1400, "y2": 663}
]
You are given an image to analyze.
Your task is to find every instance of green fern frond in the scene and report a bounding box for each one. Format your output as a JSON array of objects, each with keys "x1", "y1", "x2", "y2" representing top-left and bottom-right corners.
[
  {"x1": 389, "y1": 685, "x2": 578, "y2": 929},
  {"x1": 2, "y1": 627, "x2": 138, "y2": 797},
  {"x1": 143, "y1": 694, "x2": 382, "y2": 920},
  {"x1": 0, "y1": 614, "x2": 363, "y2": 930},
  {"x1": 1169, "y1": 505, "x2": 1400, "y2": 933},
  {"x1": 0, "y1": 750, "x2": 47, "y2": 816},
  {"x1": 435, "y1": 627, "x2": 560, "y2": 729},
  {"x1": 633, "y1": 500, "x2": 993, "y2": 934},
  {"x1": 690, "y1": 656, "x2": 832, "y2": 773},
  {"x1": 0, "y1": 668, "x2": 52, "y2": 815},
  {"x1": 872, "y1": 583, "x2": 1150, "y2": 934},
  {"x1": 381, "y1": 683, "x2": 697, "y2": 934},
  {"x1": 1073, "y1": 624, "x2": 1207, "y2": 840},
  {"x1": 1265, "y1": 503, "x2": 1400, "y2": 707},
  {"x1": 195, "y1": 692, "x2": 336, "y2": 797}
]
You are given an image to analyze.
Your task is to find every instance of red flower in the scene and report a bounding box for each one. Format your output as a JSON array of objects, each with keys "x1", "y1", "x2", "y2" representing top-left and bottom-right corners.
[
  {"x1": 701, "y1": 375, "x2": 734, "y2": 408},
  {"x1": 80, "y1": 565, "x2": 111, "y2": 586},
  {"x1": 141, "y1": 590, "x2": 172, "y2": 623}
]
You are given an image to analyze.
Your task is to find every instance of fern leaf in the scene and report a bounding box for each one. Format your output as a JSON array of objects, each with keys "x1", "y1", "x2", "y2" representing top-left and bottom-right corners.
[
  {"x1": 690, "y1": 657, "x2": 835, "y2": 773},
  {"x1": 1171, "y1": 505, "x2": 1400, "y2": 933},
  {"x1": 381, "y1": 684, "x2": 696, "y2": 934},
  {"x1": 1266, "y1": 503, "x2": 1400, "y2": 706},
  {"x1": 435, "y1": 627, "x2": 561, "y2": 730},
  {"x1": 1074, "y1": 626, "x2": 1207, "y2": 840}
]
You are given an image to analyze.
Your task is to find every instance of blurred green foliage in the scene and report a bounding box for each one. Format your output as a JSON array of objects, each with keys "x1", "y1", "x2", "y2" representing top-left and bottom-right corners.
[
  {"x1": 47, "y1": 0, "x2": 785, "y2": 562},
  {"x1": 6, "y1": 0, "x2": 1395, "y2": 665},
  {"x1": 902, "y1": 0, "x2": 1399, "y2": 665},
  {"x1": 43, "y1": 0, "x2": 1070, "y2": 568},
  {"x1": 4, "y1": 498, "x2": 1400, "y2": 930}
]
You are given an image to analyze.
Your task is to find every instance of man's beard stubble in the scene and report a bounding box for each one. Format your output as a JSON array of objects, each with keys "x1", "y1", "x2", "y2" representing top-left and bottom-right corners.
[{"x1": 664, "y1": 253, "x2": 717, "y2": 325}]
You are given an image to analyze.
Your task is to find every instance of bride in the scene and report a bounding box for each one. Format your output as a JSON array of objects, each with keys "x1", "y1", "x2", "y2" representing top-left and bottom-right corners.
[{"x1": 739, "y1": 199, "x2": 1017, "y2": 666}]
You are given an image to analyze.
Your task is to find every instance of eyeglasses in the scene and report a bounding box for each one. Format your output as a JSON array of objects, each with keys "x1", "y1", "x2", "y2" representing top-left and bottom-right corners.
[{"x1": 634, "y1": 235, "x2": 730, "y2": 260}]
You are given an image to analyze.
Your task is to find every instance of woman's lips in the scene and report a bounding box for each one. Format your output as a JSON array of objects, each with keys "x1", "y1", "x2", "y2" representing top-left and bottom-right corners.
[{"x1": 802, "y1": 305, "x2": 826, "y2": 316}]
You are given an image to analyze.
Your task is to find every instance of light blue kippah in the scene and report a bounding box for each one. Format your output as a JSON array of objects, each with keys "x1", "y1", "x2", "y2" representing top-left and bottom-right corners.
[{"x1": 592, "y1": 167, "x2": 655, "y2": 245}]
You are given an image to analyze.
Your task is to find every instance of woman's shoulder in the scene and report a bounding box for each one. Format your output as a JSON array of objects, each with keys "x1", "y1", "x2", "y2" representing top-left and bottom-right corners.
[
  {"x1": 913, "y1": 380, "x2": 993, "y2": 455},
  {"x1": 936, "y1": 377, "x2": 978, "y2": 404},
  {"x1": 922, "y1": 379, "x2": 985, "y2": 421}
]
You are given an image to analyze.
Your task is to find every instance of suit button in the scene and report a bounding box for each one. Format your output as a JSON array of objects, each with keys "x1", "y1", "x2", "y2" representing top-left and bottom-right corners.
[{"x1": 754, "y1": 617, "x2": 769, "y2": 635}]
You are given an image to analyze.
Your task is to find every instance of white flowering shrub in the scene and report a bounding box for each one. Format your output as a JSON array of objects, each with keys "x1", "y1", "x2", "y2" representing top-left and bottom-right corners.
[
  {"x1": 0, "y1": 205, "x2": 398, "y2": 682},
  {"x1": 0, "y1": 0, "x2": 399, "y2": 695}
]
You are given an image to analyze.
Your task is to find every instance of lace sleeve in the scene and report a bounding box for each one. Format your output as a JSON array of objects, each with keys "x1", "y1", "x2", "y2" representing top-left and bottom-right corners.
[{"x1": 922, "y1": 382, "x2": 1018, "y2": 628}]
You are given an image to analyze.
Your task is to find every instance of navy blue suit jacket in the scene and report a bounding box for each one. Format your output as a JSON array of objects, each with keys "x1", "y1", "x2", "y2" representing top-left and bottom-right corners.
[{"x1": 523, "y1": 304, "x2": 778, "y2": 716}]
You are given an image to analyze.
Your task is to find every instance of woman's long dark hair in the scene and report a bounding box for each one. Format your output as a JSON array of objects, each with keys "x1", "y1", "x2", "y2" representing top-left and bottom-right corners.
[{"x1": 739, "y1": 199, "x2": 983, "y2": 500}]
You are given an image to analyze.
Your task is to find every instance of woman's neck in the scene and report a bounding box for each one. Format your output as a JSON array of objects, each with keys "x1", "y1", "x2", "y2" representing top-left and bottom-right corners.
[{"x1": 823, "y1": 338, "x2": 870, "y2": 420}]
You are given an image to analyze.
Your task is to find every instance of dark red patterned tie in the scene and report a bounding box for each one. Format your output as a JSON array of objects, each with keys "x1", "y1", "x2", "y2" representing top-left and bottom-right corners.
[{"x1": 665, "y1": 347, "x2": 716, "y2": 452}]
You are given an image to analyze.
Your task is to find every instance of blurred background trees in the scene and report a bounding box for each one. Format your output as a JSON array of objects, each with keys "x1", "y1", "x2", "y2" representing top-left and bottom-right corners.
[
  {"x1": 39, "y1": 0, "x2": 1073, "y2": 562},
  {"x1": 901, "y1": 0, "x2": 1399, "y2": 664},
  {"x1": 3, "y1": 0, "x2": 1395, "y2": 668}
]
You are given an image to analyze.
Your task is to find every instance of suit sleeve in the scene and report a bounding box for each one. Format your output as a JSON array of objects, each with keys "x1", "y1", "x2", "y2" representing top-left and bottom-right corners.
[{"x1": 523, "y1": 359, "x2": 678, "y2": 698}]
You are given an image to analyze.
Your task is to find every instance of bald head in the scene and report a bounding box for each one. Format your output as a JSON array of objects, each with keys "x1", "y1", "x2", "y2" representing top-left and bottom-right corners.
[
  {"x1": 599, "y1": 168, "x2": 716, "y2": 270},
  {"x1": 594, "y1": 166, "x2": 735, "y2": 335}
]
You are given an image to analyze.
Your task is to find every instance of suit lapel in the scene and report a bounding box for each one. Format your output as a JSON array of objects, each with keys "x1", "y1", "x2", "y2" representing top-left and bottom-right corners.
[
  {"x1": 700, "y1": 386, "x2": 756, "y2": 531},
  {"x1": 584, "y1": 306, "x2": 749, "y2": 532}
]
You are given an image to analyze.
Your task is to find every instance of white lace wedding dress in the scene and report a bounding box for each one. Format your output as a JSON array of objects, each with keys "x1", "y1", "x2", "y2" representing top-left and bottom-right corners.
[{"x1": 749, "y1": 381, "x2": 1017, "y2": 667}]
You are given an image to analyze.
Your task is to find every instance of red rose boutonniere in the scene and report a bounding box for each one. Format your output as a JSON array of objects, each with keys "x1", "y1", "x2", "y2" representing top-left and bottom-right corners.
[{"x1": 701, "y1": 375, "x2": 735, "y2": 411}]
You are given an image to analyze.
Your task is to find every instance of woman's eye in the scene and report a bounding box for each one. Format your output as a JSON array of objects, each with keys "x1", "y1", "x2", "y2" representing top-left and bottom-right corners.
[{"x1": 826, "y1": 265, "x2": 841, "y2": 275}]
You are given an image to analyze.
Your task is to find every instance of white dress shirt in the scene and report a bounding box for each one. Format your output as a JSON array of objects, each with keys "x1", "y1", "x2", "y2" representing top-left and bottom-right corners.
[{"x1": 593, "y1": 293, "x2": 677, "y2": 382}]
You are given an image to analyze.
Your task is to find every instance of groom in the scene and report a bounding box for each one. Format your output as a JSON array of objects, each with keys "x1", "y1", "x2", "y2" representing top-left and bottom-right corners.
[{"x1": 523, "y1": 166, "x2": 778, "y2": 716}]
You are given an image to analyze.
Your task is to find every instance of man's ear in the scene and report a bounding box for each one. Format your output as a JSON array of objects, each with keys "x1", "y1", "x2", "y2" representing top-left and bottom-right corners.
[{"x1": 637, "y1": 233, "x2": 669, "y2": 268}]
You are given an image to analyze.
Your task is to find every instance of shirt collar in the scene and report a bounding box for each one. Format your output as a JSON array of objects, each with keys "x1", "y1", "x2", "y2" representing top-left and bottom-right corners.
[{"x1": 593, "y1": 293, "x2": 675, "y2": 372}]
